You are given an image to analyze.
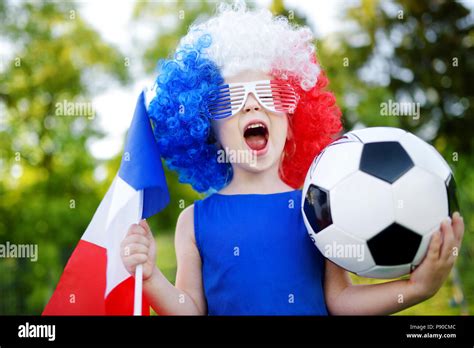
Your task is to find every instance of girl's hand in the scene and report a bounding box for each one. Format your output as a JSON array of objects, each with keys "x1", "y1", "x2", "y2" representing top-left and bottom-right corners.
[
  {"x1": 120, "y1": 219, "x2": 157, "y2": 280},
  {"x1": 409, "y1": 212, "x2": 464, "y2": 300}
]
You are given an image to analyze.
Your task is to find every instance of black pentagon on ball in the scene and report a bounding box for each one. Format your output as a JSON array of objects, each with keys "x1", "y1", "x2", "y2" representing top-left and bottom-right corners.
[
  {"x1": 367, "y1": 223, "x2": 422, "y2": 266},
  {"x1": 446, "y1": 174, "x2": 460, "y2": 216},
  {"x1": 303, "y1": 184, "x2": 332, "y2": 234},
  {"x1": 360, "y1": 141, "x2": 414, "y2": 184}
]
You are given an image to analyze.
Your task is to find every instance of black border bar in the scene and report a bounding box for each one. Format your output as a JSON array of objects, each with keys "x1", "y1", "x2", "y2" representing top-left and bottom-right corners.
[{"x1": 0, "y1": 315, "x2": 473, "y2": 346}]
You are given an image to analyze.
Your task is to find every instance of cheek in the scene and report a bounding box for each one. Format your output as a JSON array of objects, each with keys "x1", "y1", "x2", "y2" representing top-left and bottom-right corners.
[
  {"x1": 212, "y1": 118, "x2": 241, "y2": 148},
  {"x1": 271, "y1": 116, "x2": 289, "y2": 148}
]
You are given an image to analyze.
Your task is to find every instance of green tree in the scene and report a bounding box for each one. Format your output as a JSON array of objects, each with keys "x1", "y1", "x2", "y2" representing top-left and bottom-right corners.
[{"x1": 0, "y1": 0, "x2": 129, "y2": 314}]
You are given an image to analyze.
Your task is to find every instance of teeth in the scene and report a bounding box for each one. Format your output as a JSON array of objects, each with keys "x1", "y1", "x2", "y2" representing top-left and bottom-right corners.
[{"x1": 246, "y1": 122, "x2": 266, "y2": 130}]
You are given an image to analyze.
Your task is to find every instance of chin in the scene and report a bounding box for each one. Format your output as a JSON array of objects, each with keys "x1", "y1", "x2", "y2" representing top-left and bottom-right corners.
[{"x1": 240, "y1": 146, "x2": 282, "y2": 173}]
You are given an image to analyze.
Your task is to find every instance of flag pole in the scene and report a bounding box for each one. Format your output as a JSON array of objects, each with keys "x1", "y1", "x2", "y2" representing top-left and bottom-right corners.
[
  {"x1": 134, "y1": 189, "x2": 144, "y2": 316},
  {"x1": 134, "y1": 264, "x2": 143, "y2": 315},
  {"x1": 132, "y1": 88, "x2": 165, "y2": 316}
]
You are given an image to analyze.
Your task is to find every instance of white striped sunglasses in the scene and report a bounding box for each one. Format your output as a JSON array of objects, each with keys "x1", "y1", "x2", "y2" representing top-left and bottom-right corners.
[{"x1": 206, "y1": 79, "x2": 298, "y2": 120}]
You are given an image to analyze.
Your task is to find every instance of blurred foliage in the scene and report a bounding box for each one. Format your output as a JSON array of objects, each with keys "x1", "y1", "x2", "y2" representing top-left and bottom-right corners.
[
  {"x1": 0, "y1": 0, "x2": 472, "y2": 315},
  {"x1": 132, "y1": 0, "x2": 218, "y2": 73},
  {"x1": 0, "y1": 0, "x2": 130, "y2": 314}
]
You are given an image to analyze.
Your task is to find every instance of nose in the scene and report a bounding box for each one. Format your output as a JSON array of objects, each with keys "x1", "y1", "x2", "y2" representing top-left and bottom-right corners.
[{"x1": 243, "y1": 93, "x2": 262, "y2": 113}]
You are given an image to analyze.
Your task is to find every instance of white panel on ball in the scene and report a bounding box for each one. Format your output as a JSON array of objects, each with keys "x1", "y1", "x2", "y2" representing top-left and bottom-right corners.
[
  {"x1": 357, "y1": 264, "x2": 411, "y2": 279},
  {"x1": 392, "y1": 166, "x2": 448, "y2": 235},
  {"x1": 314, "y1": 224, "x2": 375, "y2": 273},
  {"x1": 309, "y1": 142, "x2": 364, "y2": 190},
  {"x1": 331, "y1": 171, "x2": 395, "y2": 240},
  {"x1": 348, "y1": 127, "x2": 407, "y2": 143},
  {"x1": 398, "y1": 132, "x2": 451, "y2": 182}
]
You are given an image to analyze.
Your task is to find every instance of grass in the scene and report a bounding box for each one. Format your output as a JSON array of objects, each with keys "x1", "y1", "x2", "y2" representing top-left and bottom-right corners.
[{"x1": 154, "y1": 232, "x2": 470, "y2": 315}]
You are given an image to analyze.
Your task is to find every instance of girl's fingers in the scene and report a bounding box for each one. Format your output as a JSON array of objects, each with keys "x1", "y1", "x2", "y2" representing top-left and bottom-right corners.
[
  {"x1": 139, "y1": 219, "x2": 151, "y2": 233},
  {"x1": 121, "y1": 243, "x2": 148, "y2": 257},
  {"x1": 427, "y1": 230, "x2": 442, "y2": 262},
  {"x1": 440, "y1": 218, "x2": 456, "y2": 261},
  {"x1": 121, "y1": 234, "x2": 150, "y2": 248},
  {"x1": 139, "y1": 219, "x2": 154, "y2": 242},
  {"x1": 131, "y1": 253, "x2": 148, "y2": 264},
  {"x1": 127, "y1": 254, "x2": 148, "y2": 271},
  {"x1": 128, "y1": 223, "x2": 147, "y2": 237},
  {"x1": 452, "y1": 212, "x2": 465, "y2": 243}
]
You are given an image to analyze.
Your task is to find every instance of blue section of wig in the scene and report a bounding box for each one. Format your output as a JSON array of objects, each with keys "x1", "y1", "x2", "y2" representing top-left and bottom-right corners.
[{"x1": 148, "y1": 33, "x2": 232, "y2": 193}]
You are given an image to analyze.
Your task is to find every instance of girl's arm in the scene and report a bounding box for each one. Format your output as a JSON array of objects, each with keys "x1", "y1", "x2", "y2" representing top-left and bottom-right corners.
[
  {"x1": 122, "y1": 205, "x2": 206, "y2": 315},
  {"x1": 324, "y1": 212, "x2": 464, "y2": 315},
  {"x1": 144, "y1": 204, "x2": 206, "y2": 315}
]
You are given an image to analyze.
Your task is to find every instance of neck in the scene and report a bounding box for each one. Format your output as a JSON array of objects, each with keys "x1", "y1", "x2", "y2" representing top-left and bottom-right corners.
[{"x1": 221, "y1": 160, "x2": 294, "y2": 195}]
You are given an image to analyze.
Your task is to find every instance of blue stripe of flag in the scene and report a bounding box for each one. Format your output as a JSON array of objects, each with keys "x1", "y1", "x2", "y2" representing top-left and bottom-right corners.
[{"x1": 118, "y1": 91, "x2": 170, "y2": 218}]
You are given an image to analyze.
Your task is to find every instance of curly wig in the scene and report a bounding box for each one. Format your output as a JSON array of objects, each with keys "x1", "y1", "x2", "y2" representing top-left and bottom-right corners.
[{"x1": 148, "y1": 2, "x2": 342, "y2": 193}]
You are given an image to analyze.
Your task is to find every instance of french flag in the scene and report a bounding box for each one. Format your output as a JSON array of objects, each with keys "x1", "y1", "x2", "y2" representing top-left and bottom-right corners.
[{"x1": 43, "y1": 91, "x2": 169, "y2": 315}]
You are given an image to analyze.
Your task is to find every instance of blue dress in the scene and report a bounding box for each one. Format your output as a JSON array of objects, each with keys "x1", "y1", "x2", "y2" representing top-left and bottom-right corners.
[{"x1": 193, "y1": 190, "x2": 328, "y2": 315}]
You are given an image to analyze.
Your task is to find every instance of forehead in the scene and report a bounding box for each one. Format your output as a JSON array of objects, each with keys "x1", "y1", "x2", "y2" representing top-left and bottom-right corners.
[{"x1": 224, "y1": 70, "x2": 272, "y2": 84}]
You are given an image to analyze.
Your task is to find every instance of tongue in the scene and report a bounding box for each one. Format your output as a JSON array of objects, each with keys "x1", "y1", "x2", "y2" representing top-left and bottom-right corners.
[{"x1": 245, "y1": 135, "x2": 267, "y2": 151}]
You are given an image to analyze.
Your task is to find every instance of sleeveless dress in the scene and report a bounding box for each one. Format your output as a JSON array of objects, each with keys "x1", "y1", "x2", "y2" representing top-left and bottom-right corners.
[{"x1": 193, "y1": 190, "x2": 328, "y2": 315}]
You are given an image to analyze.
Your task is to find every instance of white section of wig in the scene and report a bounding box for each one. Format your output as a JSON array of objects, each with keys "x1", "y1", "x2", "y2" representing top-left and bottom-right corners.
[{"x1": 178, "y1": 1, "x2": 320, "y2": 91}]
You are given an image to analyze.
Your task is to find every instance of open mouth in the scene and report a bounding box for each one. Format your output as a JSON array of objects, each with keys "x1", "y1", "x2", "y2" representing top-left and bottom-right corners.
[{"x1": 243, "y1": 121, "x2": 269, "y2": 152}]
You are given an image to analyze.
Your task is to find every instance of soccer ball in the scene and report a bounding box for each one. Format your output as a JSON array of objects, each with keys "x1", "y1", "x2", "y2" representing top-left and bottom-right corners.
[{"x1": 301, "y1": 127, "x2": 459, "y2": 279}]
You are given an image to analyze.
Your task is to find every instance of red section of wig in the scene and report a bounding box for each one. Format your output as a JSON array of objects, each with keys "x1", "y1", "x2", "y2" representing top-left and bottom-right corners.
[{"x1": 278, "y1": 67, "x2": 343, "y2": 189}]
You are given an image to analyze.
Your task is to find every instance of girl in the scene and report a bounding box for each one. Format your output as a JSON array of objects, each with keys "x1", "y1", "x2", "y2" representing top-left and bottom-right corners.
[{"x1": 121, "y1": 3, "x2": 464, "y2": 315}]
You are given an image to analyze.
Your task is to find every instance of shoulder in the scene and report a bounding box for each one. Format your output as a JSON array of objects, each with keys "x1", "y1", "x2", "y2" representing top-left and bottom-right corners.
[
  {"x1": 175, "y1": 204, "x2": 195, "y2": 244},
  {"x1": 178, "y1": 203, "x2": 195, "y2": 222}
]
